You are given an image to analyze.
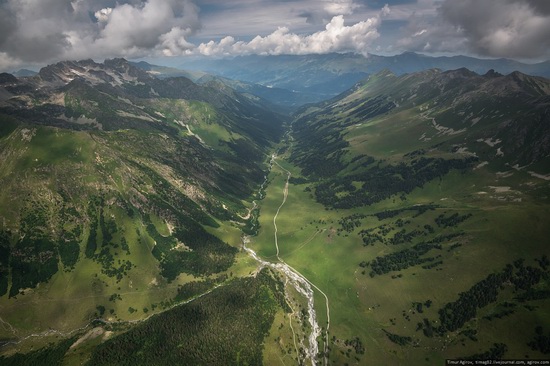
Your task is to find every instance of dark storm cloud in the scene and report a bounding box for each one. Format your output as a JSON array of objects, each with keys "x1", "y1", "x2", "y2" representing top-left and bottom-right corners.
[
  {"x1": 441, "y1": 0, "x2": 550, "y2": 58},
  {"x1": 525, "y1": 0, "x2": 550, "y2": 15},
  {"x1": 0, "y1": 0, "x2": 200, "y2": 69},
  {"x1": 0, "y1": 6, "x2": 16, "y2": 46},
  {"x1": 399, "y1": 0, "x2": 550, "y2": 59},
  {"x1": 0, "y1": 0, "x2": 78, "y2": 63}
]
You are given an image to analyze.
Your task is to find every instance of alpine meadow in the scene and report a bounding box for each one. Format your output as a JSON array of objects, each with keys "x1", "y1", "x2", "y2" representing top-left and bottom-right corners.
[{"x1": 1, "y1": 1, "x2": 550, "y2": 365}]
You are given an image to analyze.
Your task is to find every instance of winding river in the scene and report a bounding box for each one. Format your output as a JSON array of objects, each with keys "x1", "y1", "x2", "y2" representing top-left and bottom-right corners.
[{"x1": 243, "y1": 153, "x2": 330, "y2": 366}]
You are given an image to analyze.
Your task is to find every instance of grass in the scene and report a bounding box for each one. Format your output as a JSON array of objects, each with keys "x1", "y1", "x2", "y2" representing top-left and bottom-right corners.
[
  {"x1": 2, "y1": 66, "x2": 550, "y2": 364},
  {"x1": 0, "y1": 121, "x2": 249, "y2": 344},
  {"x1": 0, "y1": 205, "x2": 245, "y2": 345},
  {"x1": 249, "y1": 145, "x2": 550, "y2": 365},
  {"x1": 27, "y1": 133, "x2": 539, "y2": 364}
]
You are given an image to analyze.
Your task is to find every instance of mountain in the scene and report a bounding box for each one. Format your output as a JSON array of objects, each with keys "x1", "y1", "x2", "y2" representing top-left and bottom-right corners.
[
  {"x1": 132, "y1": 60, "x2": 322, "y2": 111},
  {"x1": 179, "y1": 52, "x2": 550, "y2": 105},
  {"x1": 130, "y1": 60, "x2": 207, "y2": 81},
  {"x1": 180, "y1": 53, "x2": 371, "y2": 101},
  {"x1": 11, "y1": 69, "x2": 37, "y2": 77},
  {"x1": 292, "y1": 68, "x2": 550, "y2": 192},
  {"x1": 2, "y1": 58, "x2": 550, "y2": 364},
  {"x1": 0, "y1": 58, "x2": 287, "y2": 364},
  {"x1": 274, "y1": 68, "x2": 550, "y2": 363}
]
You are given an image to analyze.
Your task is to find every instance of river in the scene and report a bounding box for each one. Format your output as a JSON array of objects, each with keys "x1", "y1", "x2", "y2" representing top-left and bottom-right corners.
[{"x1": 242, "y1": 153, "x2": 329, "y2": 366}]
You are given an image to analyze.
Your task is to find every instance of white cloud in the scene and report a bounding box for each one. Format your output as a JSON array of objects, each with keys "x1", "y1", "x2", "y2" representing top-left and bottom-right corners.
[
  {"x1": 0, "y1": 52, "x2": 19, "y2": 71},
  {"x1": 194, "y1": 6, "x2": 388, "y2": 57},
  {"x1": 0, "y1": 0, "x2": 201, "y2": 70},
  {"x1": 160, "y1": 27, "x2": 196, "y2": 56},
  {"x1": 94, "y1": 7, "x2": 112, "y2": 23},
  {"x1": 324, "y1": 0, "x2": 359, "y2": 16},
  {"x1": 299, "y1": 0, "x2": 362, "y2": 25},
  {"x1": 93, "y1": 0, "x2": 199, "y2": 56}
]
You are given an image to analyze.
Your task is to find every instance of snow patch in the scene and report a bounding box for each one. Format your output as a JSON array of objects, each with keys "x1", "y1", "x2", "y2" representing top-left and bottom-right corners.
[
  {"x1": 475, "y1": 161, "x2": 489, "y2": 170},
  {"x1": 59, "y1": 114, "x2": 103, "y2": 130},
  {"x1": 476, "y1": 138, "x2": 501, "y2": 147},
  {"x1": 116, "y1": 110, "x2": 159, "y2": 122},
  {"x1": 454, "y1": 146, "x2": 477, "y2": 157},
  {"x1": 509, "y1": 164, "x2": 530, "y2": 171},
  {"x1": 527, "y1": 171, "x2": 550, "y2": 181},
  {"x1": 418, "y1": 132, "x2": 431, "y2": 141},
  {"x1": 496, "y1": 171, "x2": 514, "y2": 178},
  {"x1": 489, "y1": 186, "x2": 511, "y2": 193},
  {"x1": 470, "y1": 117, "x2": 481, "y2": 126},
  {"x1": 431, "y1": 118, "x2": 466, "y2": 136},
  {"x1": 185, "y1": 124, "x2": 206, "y2": 145}
]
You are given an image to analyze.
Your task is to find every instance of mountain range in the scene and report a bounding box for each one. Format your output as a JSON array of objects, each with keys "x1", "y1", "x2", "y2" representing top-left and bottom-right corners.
[
  {"x1": 0, "y1": 56, "x2": 549, "y2": 365},
  {"x1": 285, "y1": 67, "x2": 550, "y2": 364},
  {"x1": 0, "y1": 58, "x2": 289, "y2": 364},
  {"x1": 178, "y1": 52, "x2": 550, "y2": 108}
]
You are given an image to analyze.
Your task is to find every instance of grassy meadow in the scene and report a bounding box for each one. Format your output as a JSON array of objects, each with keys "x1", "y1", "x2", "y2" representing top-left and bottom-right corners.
[{"x1": 249, "y1": 141, "x2": 550, "y2": 365}]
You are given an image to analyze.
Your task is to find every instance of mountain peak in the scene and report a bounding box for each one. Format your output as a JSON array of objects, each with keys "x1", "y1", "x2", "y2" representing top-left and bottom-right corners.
[
  {"x1": 13, "y1": 69, "x2": 38, "y2": 77},
  {"x1": 36, "y1": 58, "x2": 153, "y2": 87},
  {"x1": 484, "y1": 69, "x2": 502, "y2": 78},
  {"x1": 442, "y1": 67, "x2": 478, "y2": 78},
  {"x1": 0, "y1": 72, "x2": 18, "y2": 84},
  {"x1": 104, "y1": 57, "x2": 130, "y2": 68}
]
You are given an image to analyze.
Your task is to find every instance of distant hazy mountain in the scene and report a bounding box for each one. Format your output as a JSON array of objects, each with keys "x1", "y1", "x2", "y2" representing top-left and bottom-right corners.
[
  {"x1": 179, "y1": 52, "x2": 550, "y2": 104},
  {"x1": 133, "y1": 60, "x2": 323, "y2": 111},
  {"x1": 12, "y1": 69, "x2": 38, "y2": 77}
]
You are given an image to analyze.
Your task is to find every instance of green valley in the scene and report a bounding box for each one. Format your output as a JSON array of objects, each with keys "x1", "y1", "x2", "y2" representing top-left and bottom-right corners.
[
  {"x1": 0, "y1": 59, "x2": 288, "y2": 364},
  {"x1": 247, "y1": 68, "x2": 550, "y2": 364},
  {"x1": 0, "y1": 59, "x2": 550, "y2": 365}
]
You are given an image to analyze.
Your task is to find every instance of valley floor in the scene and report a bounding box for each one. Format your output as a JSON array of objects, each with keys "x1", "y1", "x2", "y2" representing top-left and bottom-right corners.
[
  {"x1": 1, "y1": 122, "x2": 550, "y2": 365},
  {"x1": 250, "y1": 137, "x2": 550, "y2": 365}
]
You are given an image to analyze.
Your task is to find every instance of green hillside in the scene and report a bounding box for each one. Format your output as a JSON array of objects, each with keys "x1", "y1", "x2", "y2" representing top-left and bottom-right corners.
[
  {"x1": 1, "y1": 61, "x2": 550, "y2": 365},
  {"x1": 0, "y1": 59, "x2": 286, "y2": 363},
  {"x1": 244, "y1": 69, "x2": 550, "y2": 364}
]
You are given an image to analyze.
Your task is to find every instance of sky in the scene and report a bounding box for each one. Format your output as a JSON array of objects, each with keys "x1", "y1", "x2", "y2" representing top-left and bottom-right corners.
[{"x1": 1, "y1": 0, "x2": 549, "y2": 71}]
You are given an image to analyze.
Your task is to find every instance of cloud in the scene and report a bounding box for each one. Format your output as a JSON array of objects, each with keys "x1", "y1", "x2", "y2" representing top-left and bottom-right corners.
[
  {"x1": 440, "y1": 0, "x2": 550, "y2": 59},
  {"x1": 300, "y1": 0, "x2": 361, "y2": 25},
  {"x1": 94, "y1": 7, "x2": 112, "y2": 23},
  {"x1": 94, "y1": 0, "x2": 197, "y2": 53},
  {"x1": 195, "y1": 5, "x2": 389, "y2": 57},
  {"x1": 159, "y1": 27, "x2": 196, "y2": 56},
  {"x1": 0, "y1": 0, "x2": 200, "y2": 70},
  {"x1": 397, "y1": 0, "x2": 550, "y2": 59}
]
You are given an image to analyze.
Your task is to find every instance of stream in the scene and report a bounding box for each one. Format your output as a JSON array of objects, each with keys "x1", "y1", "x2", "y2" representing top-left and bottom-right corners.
[{"x1": 242, "y1": 153, "x2": 329, "y2": 366}]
